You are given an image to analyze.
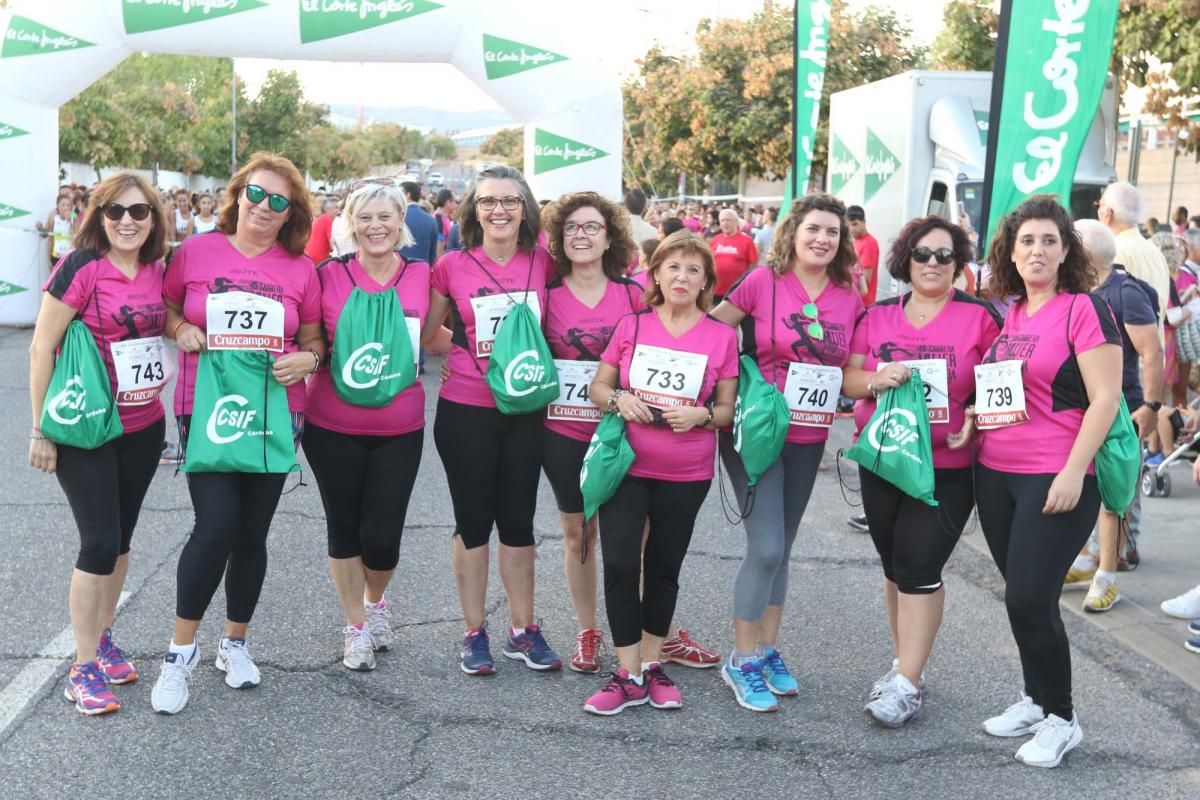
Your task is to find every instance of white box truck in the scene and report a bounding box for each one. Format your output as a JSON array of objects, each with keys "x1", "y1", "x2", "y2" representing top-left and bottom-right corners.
[{"x1": 827, "y1": 70, "x2": 1117, "y2": 293}]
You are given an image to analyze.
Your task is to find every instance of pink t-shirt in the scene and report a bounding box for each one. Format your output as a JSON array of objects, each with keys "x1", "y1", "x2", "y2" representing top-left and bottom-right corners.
[
  {"x1": 304, "y1": 255, "x2": 430, "y2": 436},
  {"x1": 45, "y1": 250, "x2": 167, "y2": 433},
  {"x1": 849, "y1": 291, "x2": 1002, "y2": 469},
  {"x1": 682, "y1": 217, "x2": 702, "y2": 233},
  {"x1": 726, "y1": 266, "x2": 865, "y2": 444},
  {"x1": 1175, "y1": 265, "x2": 1198, "y2": 297},
  {"x1": 709, "y1": 232, "x2": 758, "y2": 297},
  {"x1": 600, "y1": 309, "x2": 739, "y2": 481},
  {"x1": 543, "y1": 276, "x2": 644, "y2": 442},
  {"x1": 163, "y1": 233, "x2": 322, "y2": 416},
  {"x1": 630, "y1": 270, "x2": 652, "y2": 291},
  {"x1": 978, "y1": 292, "x2": 1121, "y2": 475},
  {"x1": 431, "y1": 246, "x2": 556, "y2": 409}
]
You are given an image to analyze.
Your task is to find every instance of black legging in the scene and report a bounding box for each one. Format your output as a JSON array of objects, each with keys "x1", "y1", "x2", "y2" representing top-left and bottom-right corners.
[
  {"x1": 859, "y1": 466, "x2": 975, "y2": 593},
  {"x1": 598, "y1": 476, "x2": 711, "y2": 648},
  {"x1": 975, "y1": 465, "x2": 1100, "y2": 720},
  {"x1": 175, "y1": 471, "x2": 287, "y2": 623},
  {"x1": 55, "y1": 417, "x2": 164, "y2": 575},
  {"x1": 302, "y1": 423, "x2": 423, "y2": 570}
]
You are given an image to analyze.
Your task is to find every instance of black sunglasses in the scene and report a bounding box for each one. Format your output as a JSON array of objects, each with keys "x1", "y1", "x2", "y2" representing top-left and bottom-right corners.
[
  {"x1": 245, "y1": 183, "x2": 291, "y2": 213},
  {"x1": 101, "y1": 202, "x2": 152, "y2": 222},
  {"x1": 911, "y1": 246, "x2": 955, "y2": 265}
]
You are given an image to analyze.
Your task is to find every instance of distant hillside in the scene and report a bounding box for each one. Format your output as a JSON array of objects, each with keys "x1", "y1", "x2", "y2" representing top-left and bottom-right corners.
[{"x1": 327, "y1": 105, "x2": 515, "y2": 133}]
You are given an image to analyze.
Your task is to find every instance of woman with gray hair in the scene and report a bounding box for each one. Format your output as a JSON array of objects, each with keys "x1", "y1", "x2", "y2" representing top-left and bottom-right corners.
[
  {"x1": 421, "y1": 165, "x2": 562, "y2": 675},
  {"x1": 303, "y1": 182, "x2": 431, "y2": 671}
]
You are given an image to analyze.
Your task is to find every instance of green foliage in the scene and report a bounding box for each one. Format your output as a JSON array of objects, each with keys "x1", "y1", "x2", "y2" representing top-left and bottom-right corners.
[
  {"x1": 930, "y1": 1, "x2": 997, "y2": 72},
  {"x1": 480, "y1": 127, "x2": 523, "y2": 167},
  {"x1": 622, "y1": 0, "x2": 924, "y2": 192}
]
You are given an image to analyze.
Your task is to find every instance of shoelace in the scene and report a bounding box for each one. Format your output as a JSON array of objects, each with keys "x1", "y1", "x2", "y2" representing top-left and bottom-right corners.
[
  {"x1": 345, "y1": 625, "x2": 376, "y2": 653},
  {"x1": 576, "y1": 630, "x2": 604, "y2": 661},
  {"x1": 365, "y1": 603, "x2": 392, "y2": 632},
  {"x1": 74, "y1": 667, "x2": 109, "y2": 698},
  {"x1": 647, "y1": 666, "x2": 675, "y2": 689},
  {"x1": 1001, "y1": 695, "x2": 1037, "y2": 718},
  {"x1": 741, "y1": 664, "x2": 770, "y2": 695},
  {"x1": 466, "y1": 630, "x2": 491, "y2": 659},
  {"x1": 159, "y1": 657, "x2": 192, "y2": 691},
  {"x1": 1027, "y1": 715, "x2": 1069, "y2": 745},
  {"x1": 223, "y1": 641, "x2": 254, "y2": 672},
  {"x1": 597, "y1": 672, "x2": 631, "y2": 695},
  {"x1": 762, "y1": 651, "x2": 791, "y2": 678}
]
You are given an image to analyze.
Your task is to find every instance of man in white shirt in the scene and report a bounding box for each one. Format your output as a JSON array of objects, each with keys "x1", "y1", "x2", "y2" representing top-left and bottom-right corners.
[
  {"x1": 1099, "y1": 182, "x2": 1171, "y2": 332},
  {"x1": 623, "y1": 188, "x2": 659, "y2": 247}
]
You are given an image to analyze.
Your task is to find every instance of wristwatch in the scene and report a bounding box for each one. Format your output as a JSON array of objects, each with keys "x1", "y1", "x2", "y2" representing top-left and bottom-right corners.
[
  {"x1": 1143, "y1": 401, "x2": 1162, "y2": 413},
  {"x1": 607, "y1": 388, "x2": 624, "y2": 413}
]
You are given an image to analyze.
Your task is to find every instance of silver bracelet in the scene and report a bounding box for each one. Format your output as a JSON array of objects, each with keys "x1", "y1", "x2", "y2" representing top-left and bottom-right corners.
[{"x1": 30, "y1": 431, "x2": 47, "y2": 441}]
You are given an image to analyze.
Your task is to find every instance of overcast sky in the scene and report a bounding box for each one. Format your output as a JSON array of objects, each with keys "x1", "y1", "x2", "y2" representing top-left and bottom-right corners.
[{"x1": 235, "y1": 0, "x2": 948, "y2": 112}]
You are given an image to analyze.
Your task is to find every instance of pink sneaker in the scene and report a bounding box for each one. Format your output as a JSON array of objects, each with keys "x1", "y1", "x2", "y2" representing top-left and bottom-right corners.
[
  {"x1": 583, "y1": 668, "x2": 649, "y2": 716},
  {"x1": 96, "y1": 628, "x2": 138, "y2": 685},
  {"x1": 645, "y1": 662, "x2": 682, "y2": 709},
  {"x1": 63, "y1": 662, "x2": 120, "y2": 716},
  {"x1": 660, "y1": 629, "x2": 719, "y2": 668}
]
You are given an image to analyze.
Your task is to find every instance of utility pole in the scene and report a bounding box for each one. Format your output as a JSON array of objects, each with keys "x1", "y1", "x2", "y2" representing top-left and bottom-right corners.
[{"x1": 231, "y1": 61, "x2": 238, "y2": 176}]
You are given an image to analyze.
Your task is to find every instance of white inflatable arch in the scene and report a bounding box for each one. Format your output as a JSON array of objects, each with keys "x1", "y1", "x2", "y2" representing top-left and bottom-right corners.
[{"x1": 0, "y1": 0, "x2": 623, "y2": 324}]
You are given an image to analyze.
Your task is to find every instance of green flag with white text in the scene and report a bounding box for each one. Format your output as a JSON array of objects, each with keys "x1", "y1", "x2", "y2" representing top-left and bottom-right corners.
[
  {"x1": 981, "y1": 0, "x2": 1118, "y2": 244},
  {"x1": 781, "y1": 0, "x2": 832, "y2": 214}
]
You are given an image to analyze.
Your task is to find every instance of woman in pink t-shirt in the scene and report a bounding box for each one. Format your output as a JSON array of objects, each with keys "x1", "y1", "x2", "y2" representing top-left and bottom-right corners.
[
  {"x1": 966, "y1": 197, "x2": 1121, "y2": 767},
  {"x1": 841, "y1": 216, "x2": 1002, "y2": 728},
  {"x1": 710, "y1": 193, "x2": 864, "y2": 713},
  {"x1": 151, "y1": 153, "x2": 325, "y2": 715},
  {"x1": 302, "y1": 183, "x2": 431, "y2": 672},
  {"x1": 584, "y1": 230, "x2": 738, "y2": 715},
  {"x1": 422, "y1": 165, "x2": 562, "y2": 675},
  {"x1": 29, "y1": 173, "x2": 170, "y2": 715},
  {"x1": 540, "y1": 192, "x2": 641, "y2": 673}
]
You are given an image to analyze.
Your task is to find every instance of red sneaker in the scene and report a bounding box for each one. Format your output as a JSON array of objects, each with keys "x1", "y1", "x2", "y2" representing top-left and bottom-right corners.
[
  {"x1": 660, "y1": 629, "x2": 719, "y2": 669},
  {"x1": 570, "y1": 628, "x2": 605, "y2": 674}
]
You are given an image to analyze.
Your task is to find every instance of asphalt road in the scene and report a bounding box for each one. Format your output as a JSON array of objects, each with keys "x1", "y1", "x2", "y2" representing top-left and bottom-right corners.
[{"x1": 1, "y1": 325, "x2": 1198, "y2": 799}]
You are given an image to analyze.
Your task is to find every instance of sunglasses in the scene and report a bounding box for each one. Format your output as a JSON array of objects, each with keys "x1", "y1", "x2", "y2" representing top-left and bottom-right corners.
[
  {"x1": 350, "y1": 176, "x2": 397, "y2": 191},
  {"x1": 244, "y1": 184, "x2": 291, "y2": 213},
  {"x1": 911, "y1": 246, "x2": 955, "y2": 265},
  {"x1": 801, "y1": 301, "x2": 824, "y2": 341},
  {"x1": 101, "y1": 202, "x2": 152, "y2": 222}
]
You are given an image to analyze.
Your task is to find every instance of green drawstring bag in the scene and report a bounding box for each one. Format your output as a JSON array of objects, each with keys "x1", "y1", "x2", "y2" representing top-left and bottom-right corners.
[
  {"x1": 844, "y1": 373, "x2": 938, "y2": 507},
  {"x1": 40, "y1": 320, "x2": 124, "y2": 449},
  {"x1": 1095, "y1": 395, "x2": 1139, "y2": 516},
  {"x1": 580, "y1": 412, "x2": 635, "y2": 523},
  {"x1": 330, "y1": 286, "x2": 416, "y2": 408},
  {"x1": 731, "y1": 355, "x2": 790, "y2": 487},
  {"x1": 486, "y1": 302, "x2": 560, "y2": 415},
  {"x1": 182, "y1": 350, "x2": 297, "y2": 474}
]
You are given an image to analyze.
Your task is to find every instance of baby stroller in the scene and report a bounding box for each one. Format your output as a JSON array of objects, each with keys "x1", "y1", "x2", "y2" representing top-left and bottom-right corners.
[{"x1": 1141, "y1": 408, "x2": 1200, "y2": 498}]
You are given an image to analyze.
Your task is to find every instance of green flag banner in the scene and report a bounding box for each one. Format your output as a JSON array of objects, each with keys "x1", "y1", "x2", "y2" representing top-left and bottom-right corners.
[
  {"x1": 2, "y1": 15, "x2": 95, "y2": 58},
  {"x1": 983, "y1": 0, "x2": 1118, "y2": 243},
  {"x1": 0, "y1": 122, "x2": 29, "y2": 140},
  {"x1": 783, "y1": 0, "x2": 831, "y2": 213},
  {"x1": 827, "y1": 134, "x2": 860, "y2": 196},
  {"x1": 0, "y1": 281, "x2": 28, "y2": 296},
  {"x1": 483, "y1": 34, "x2": 567, "y2": 80},
  {"x1": 0, "y1": 202, "x2": 31, "y2": 221},
  {"x1": 299, "y1": 0, "x2": 443, "y2": 44},
  {"x1": 533, "y1": 129, "x2": 608, "y2": 174},
  {"x1": 122, "y1": 0, "x2": 270, "y2": 35}
]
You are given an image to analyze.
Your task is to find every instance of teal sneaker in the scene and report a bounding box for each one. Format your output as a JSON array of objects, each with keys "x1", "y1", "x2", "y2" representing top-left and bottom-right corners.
[
  {"x1": 760, "y1": 647, "x2": 799, "y2": 696},
  {"x1": 721, "y1": 659, "x2": 779, "y2": 712}
]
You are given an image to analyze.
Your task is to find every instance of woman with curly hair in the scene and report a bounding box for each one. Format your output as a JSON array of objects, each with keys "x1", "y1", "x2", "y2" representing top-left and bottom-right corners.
[
  {"x1": 540, "y1": 192, "x2": 643, "y2": 673},
  {"x1": 841, "y1": 216, "x2": 1002, "y2": 728},
  {"x1": 709, "y1": 194, "x2": 865, "y2": 712},
  {"x1": 964, "y1": 196, "x2": 1121, "y2": 767}
]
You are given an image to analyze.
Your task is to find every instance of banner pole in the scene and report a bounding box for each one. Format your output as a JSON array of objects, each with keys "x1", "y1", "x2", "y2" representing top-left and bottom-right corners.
[
  {"x1": 791, "y1": 0, "x2": 800, "y2": 202},
  {"x1": 978, "y1": 0, "x2": 1013, "y2": 255}
]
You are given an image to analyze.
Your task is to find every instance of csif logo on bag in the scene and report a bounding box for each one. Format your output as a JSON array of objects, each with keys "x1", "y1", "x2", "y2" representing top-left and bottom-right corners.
[
  {"x1": 866, "y1": 407, "x2": 921, "y2": 458},
  {"x1": 503, "y1": 350, "x2": 555, "y2": 397},
  {"x1": 47, "y1": 376, "x2": 92, "y2": 426},
  {"x1": 205, "y1": 394, "x2": 266, "y2": 444},
  {"x1": 341, "y1": 341, "x2": 396, "y2": 390},
  {"x1": 732, "y1": 393, "x2": 761, "y2": 452}
]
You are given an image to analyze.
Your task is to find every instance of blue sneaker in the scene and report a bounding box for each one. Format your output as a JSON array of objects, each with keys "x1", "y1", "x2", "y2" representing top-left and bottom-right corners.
[
  {"x1": 503, "y1": 623, "x2": 562, "y2": 671},
  {"x1": 1189, "y1": 620, "x2": 1200, "y2": 636},
  {"x1": 461, "y1": 624, "x2": 495, "y2": 675},
  {"x1": 1187, "y1": 635, "x2": 1200, "y2": 654},
  {"x1": 760, "y1": 647, "x2": 800, "y2": 696},
  {"x1": 721, "y1": 659, "x2": 779, "y2": 712},
  {"x1": 1144, "y1": 451, "x2": 1165, "y2": 467}
]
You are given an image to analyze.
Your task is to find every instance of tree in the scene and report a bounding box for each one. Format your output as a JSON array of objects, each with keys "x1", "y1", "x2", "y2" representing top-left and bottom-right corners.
[
  {"x1": 1116, "y1": 0, "x2": 1200, "y2": 158},
  {"x1": 621, "y1": 0, "x2": 925, "y2": 192},
  {"x1": 243, "y1": 69, "x2": 328, "y2": 172},
  {"x1": 930, "y1": 0, "x2": 998, "y2": 71},
  {"x1": 480, "y1": 127, "x2": 523, "y2": 167}
]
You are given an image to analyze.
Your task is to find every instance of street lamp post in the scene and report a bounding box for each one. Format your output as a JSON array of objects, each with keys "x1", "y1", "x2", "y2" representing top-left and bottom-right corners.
[{"x1": 231, "y1": 61, "x2": 238, "y2": 176}]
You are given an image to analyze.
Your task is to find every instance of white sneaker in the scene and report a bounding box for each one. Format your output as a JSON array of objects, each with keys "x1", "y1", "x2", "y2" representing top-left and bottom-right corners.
[
  {"x1": 343, "y1": 625, "x2": 377, "y2": 671},
  {"x1": 983, "y1": 693, "x2": 1045, "y2": 737},
  {"x1": 868, "y1": 658, "x2": 926, "y2": 701},
  {"x1": 1014, "y1": 713, "x2": 1083, "y2": 767},
  {"x1": 151, "y1": 647, "x2": 197, "y2": 715},
  {"x1": 215, "y1": 637, "x2": 261, "y2": 689},
  {"x1": 864, "y1": 674, "x2": 922, "y2": 728},
  {"x1": 364, "y1": 599, "x2": 393, "y2": 652},
  {"x1": 1161, "y1": 585, "x2": 1200, "y2": 619}
]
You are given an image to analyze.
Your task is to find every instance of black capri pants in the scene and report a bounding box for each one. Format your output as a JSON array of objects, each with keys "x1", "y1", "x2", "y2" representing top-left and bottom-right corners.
[
  {"x1": 302, "y1": 423, "x2": 423, "y2": 571},
  {"x1": 859, "y1": 466, "x2": 975, "y2": 594},
  {"x1": 433, "y1": 398, "x2": 542, "y2": 549},
  {"x1": 542, "y1": 428, "x2": 589, "y2": 515},
  {"x1": 975, "y1": 465, "x2": 1100, "y2": 721},
  {"x1": 598, "y1": 476, "x2": 711, "y2": 648},
  {"x1": 55, "y1": 416, "x2": 164, "y2": 575}
]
